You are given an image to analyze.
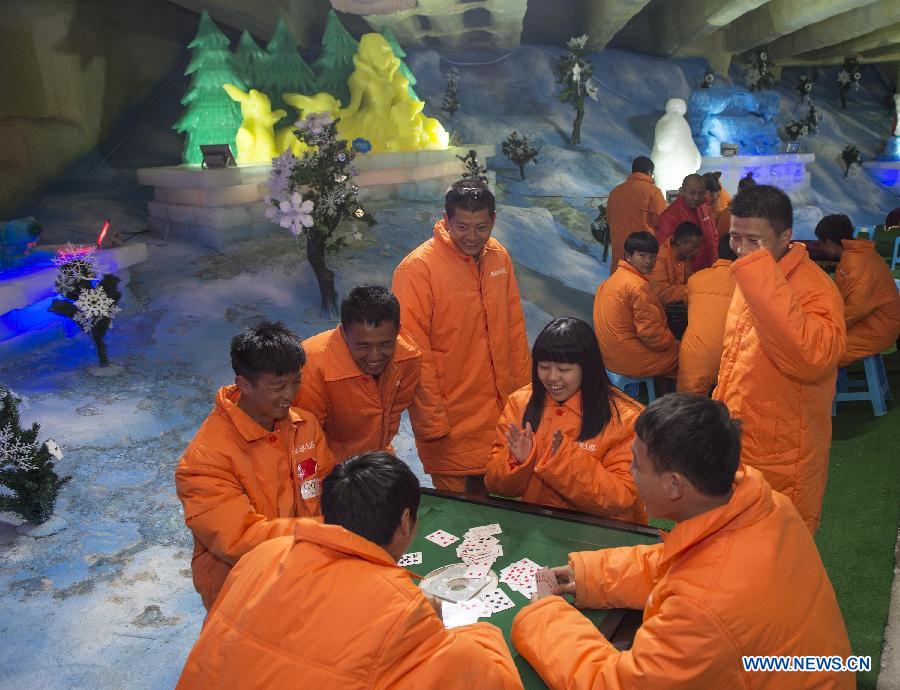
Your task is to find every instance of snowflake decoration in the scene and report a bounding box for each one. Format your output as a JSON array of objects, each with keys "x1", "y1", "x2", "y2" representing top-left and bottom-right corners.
[
  {"x1": 0, "y1": 423, "x2": 40, "y2": 472},
  {"x1": 567, "y1": 35, "x2": 588, "y2": 51},
  {"x1": 353, "y1": 231, "x2": 363, "y2": 241},
  {"x1": 53, "y1": 244, "x2": 104, "y2": 295},
  {"x1": 837, "y1": 70, "x2": 851, "y2": 85},
  {"x1": 72, "y1": 286, "x2": 121, "y2": 332},
  {"x1": 265, "y1": 191, "x2": 315, "y2": 236}
]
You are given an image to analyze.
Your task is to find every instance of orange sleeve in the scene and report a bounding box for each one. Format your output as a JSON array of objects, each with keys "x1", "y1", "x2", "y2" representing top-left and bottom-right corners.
[
  {"x1": 377, "y1": 593, "x2": 523, "y2": 689},
  {"x1": 511, "y1": 592, "x2": 743, "y2": 690},
  {"x1": 506, "y1": 257, "x2": 532, "y2": 392},
  {"x1": 649, "y1": 255, "x2": 686, "y2": 305},
  {"x1": 484, "y1": 397, "x2": 538, "y2": 498},
  {"x1": 175, "y1": 451, "x2": 301, "y2": 566},
  {"x1": 834, "y1": 261, "x2": 868, "y2": 326},
  {"x1": 312, "y1": 416, "x2": 338, "y2": 478},
  {"x1": 632, "y1": 285, "x2": 676, "y2": 352},
  {"x1": 533, "y1": 418, "x2": 639, "y2": 516},
  {"x1": 570, "y1": 543, "x2": 662, "y2": 609},
  {"x1": 647, "y1": 187, "x2": 667, "y2": 229},
  {"x1": 392, "y1": 260, "x2": 452, "y2": 439},
  {"x1": 294, "y1": 364, "x2": 329, "y2": 429},
  {"x1": 732, "y1": 250, "x2": 846, "y2": 379},
  {"x1": 407, "y1": 357, "x2": 452, "y2": 441}
]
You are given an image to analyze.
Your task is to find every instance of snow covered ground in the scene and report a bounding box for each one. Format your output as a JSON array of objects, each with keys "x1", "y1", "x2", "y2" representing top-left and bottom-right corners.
[{"x1": 0, "y1": 43, "x2": 896, "y2": 688}]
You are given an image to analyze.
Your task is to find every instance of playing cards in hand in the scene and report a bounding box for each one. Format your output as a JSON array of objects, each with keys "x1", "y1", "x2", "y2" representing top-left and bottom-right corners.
[{"x1": 500, "y1": 558, "x2": 541, "y2": 598}]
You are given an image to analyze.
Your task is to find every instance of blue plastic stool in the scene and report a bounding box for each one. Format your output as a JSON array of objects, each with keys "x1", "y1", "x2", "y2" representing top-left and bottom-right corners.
[
  {"x1": 606, "y1": 370, "x2": 657, "y2": 402},
  {"x1": 832, "y1": 354, "x2": 893, "y2": 417},
  {"x1": 891, "y1": 236, "x2": 899, "y2": 270}
]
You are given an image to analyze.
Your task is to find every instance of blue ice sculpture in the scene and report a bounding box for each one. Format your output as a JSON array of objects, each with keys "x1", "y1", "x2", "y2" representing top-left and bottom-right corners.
[{"x1": 688, "y1": 86, "x2": 780, "y2": 156}]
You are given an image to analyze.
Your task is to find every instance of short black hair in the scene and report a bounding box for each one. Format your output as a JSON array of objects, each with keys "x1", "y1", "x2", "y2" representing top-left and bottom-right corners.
[
  {"x1": 632, "y1": 156, "x2": 654, "y2": 174},
  {"x1": 702, "y1": 172, "x2": 722, "y2": 192},
  {"x1": 524, "y1": 317, "x2": 615, "y2": 442},
  {"x1": 624, "y1": 231, "x2": 659, "y2": 255},
  {"x1": 340, "y1": 285, "x2": 400, "y2": 331},
  {"x1": 445, "y1": 179, "x2": 496, "y2": 218},
  {"x1": 230, "y1": 320, "x2": 305, "y2": 383},
  {"x1": 635, "y1": 393, "x2": 741, "y2": 496},
  {"x1": 737, "y1": 172, "x2": 756, "y2": 191},
  {"x1": 729, "y1": 184, "x2": 792, "y2": 234},
  {"x1": 322, "y1": 451, "x2": 420, "y2": 546},
  {"x1": 814, "y1": 214, "x2": 853, "y2": 244},
  {"x1": 674, "y1": 221, "x2": 702, "y2": 242},
  {"x1": 718, "y1": 233, "x2": 737, "y2": 260}
]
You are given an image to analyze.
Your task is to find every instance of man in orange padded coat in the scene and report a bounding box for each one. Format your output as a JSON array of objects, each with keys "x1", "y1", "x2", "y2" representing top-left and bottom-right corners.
[
  {"x1": 606, "y1": 156, "x2": 668, "y2": 274},
  {"x1": 176, "y1": 451, "x2": 523, "y2": 690},
  {"x1": 512, "y1": 394, "x2": 853, "y2": 690},
  {"x1": 392, "y1": 179, "x2": 531, "y2": 491},
  {"x1": 295, "y1": 285, "x2": 446, "y2": 461},
  {"x1": 714, "y1": 185, "x2": 845, "y2": 534},
  {"x1": 175, "y1": 321, "x2": 335, "y2": 610}
]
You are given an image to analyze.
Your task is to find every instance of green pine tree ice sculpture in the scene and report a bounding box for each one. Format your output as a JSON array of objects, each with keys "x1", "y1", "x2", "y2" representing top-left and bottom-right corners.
[
  {"x1": 0, "y1": 386, "x2": 70, "y2": 525},
  {"x1": 234, "y1": 30, "x2": 266, "y2": 90},
  {"x1": 259, "y1": 17, "x2": 316, "y2": 126},
  {"x1": 381, "y1": 26, "x2": 419, "y2": 101},
  {"x1": 173, "y1": 10, "x2": 246, "y2": 165},
  {"x1": 312, "y1": 9, "x2": 359, "y2": 107}
]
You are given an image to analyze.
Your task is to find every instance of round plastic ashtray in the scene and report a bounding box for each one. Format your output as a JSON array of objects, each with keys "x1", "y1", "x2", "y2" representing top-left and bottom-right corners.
[{"x1": 418, "y1": 563, "x2": 498, "y2": 603}]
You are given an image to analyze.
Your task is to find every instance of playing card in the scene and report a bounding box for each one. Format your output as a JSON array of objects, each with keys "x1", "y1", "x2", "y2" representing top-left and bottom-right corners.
[
  {"x1": 424, "y1": 529, "x2": 459, "y2": 547},
  {"x1": 465, "y1": 562, "x2": 491, "y2": 579},
  {"x1": 397, "y1": 552, "x2": 422, "y2": 566},
  {"x1": 443, "y1": 600, "x2": 488, "y2": 629},
  {"x1": 480, "y1": 588, "x2": 516, "y2": 614},
  {"x1": 465, "y1": 523, "x2": 502, "y2": 537}
]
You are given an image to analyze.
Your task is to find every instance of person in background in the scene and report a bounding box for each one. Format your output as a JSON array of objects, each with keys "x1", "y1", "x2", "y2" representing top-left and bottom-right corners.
[
  {"x1": 649, "y1": 221, "x2": 703, "y2": 305},
  {"x1": 703, "y1": 171, "x2": 732, "y2": 237},
  {"x1": 814, "y1": 214, "x2": 900, "y2": 366},
  {"x1": 606, "y1": 156, "x2": 668, "y2": 274},
  {"x1": 175, "y1": 321, "x2": 335, "y2": 610},
  {"x1": 511, "y1": 394, "x2": 853, "y2": 690},
  {"x1": 714, "y1": 185, "x2": 845, "y2": 534},
  {"x1": 296, "y1": 285, "x2": 446, "y2": 462},
  {"x1": 656, "y1": 174, "x2": 718, "y2": 271},
  {"x1": 392, "y1": 180, "x2": 530, "y2": 492},
  {"x1": 677, "y1": 235, "x2": 738, "y2": 395},
  {"x1": 594, "y1": 232, "x2": 679, "y2": 380},
  {"x1": 177, "y1": 452, "x2": 524, "y2": 690},
  {"x1": 486, "y1": 318, "x2": 645, "y2": 523}
]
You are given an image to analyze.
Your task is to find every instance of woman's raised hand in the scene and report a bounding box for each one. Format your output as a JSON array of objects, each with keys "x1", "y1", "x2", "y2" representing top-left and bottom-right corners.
[{"x1": 505, "y1": 422, "x2": 534, "y2": 464}]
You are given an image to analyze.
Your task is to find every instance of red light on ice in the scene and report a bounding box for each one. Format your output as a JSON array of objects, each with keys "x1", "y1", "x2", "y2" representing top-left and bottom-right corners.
[{"x1": 97, "y1": 220, "x2": 110, "y2": 247}]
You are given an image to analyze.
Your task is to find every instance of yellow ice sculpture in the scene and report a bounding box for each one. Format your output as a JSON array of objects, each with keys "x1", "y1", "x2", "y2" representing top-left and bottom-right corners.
[
  {"x1": 282, "y1": 33, "x2": 448, "y2": 153},
  {"x1": 223, "y1": 84, "x2": 286, "y2": 165}
]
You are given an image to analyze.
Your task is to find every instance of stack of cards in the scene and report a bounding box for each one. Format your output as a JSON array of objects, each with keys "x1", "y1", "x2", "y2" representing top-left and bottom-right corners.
[
  {"x1": 456, "y1": 524, "x2": 503, "y2": 578},
  {"x1": 500, "y1": 558, "x2": 541, "y2": 598}
]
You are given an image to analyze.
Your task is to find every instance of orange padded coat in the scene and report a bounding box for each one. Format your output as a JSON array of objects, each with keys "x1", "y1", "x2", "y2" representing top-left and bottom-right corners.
[
  {"x1": 392, "y1": 219, "x2": 531, "y2": 476},
  {"x1": 511, "y1": 467, "x2": 853, "y2": 690},
  {"x1": 175, "y1": 386, "x2": 335, "y2": 610},
  {"x1": 593, "y1": 261, "x2": 679, "y2": 378},
  {"x1": 648, "y1": 237, "x2": 692, "y2": 305},
  {"x1": 176, "y1": 520, "x2": 524, "y2": 690},
  {"x1": 485, "y1": 385, "x2": 646, "y2": 523},
  {"x1": 834, "y1": 239, "x2": 900, "y2": 366},
  {"x1": 294, "y1": 327, "x2": 447, "y2": 462},
  {"x1": 713, "y1": 244, "x2": 846, "y2": 533},
  {"x1": 606, "y1": 173, "x2": 668, "y2": 274},
  {"x1": 676, "y1": 259, "x2": 735, "y2": 395},
  {"x1": 656, "y1": 196, "x2": 718, "y2": 271}
]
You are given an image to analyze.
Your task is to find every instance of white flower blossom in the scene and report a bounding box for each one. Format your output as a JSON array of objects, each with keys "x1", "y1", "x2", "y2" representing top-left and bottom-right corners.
[{"x1": 567, "y1": 35, "x2": 588, "y2": 50}]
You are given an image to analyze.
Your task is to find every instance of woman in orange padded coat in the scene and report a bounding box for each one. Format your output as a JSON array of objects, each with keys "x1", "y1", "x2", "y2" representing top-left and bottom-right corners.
[{"x1": 486, "y1": 317, "x2": 646, "y2": 523}]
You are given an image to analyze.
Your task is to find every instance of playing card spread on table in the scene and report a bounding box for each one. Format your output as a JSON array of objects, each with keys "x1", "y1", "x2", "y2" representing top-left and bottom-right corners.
[
  {"x1": 397, "y1": 552, "x2": 422, "y2": 567},
  {"x1": 480, "y1": 588, "x2": 516, "y2": 614},
  {"x1": 425, "y1": 529, "x2": 459, "y2": 547},
  {"x1": 442, "y1": 599, "x2": 489, "y2": 629},
  {"x1": 465, "y1": 523, "x2": 502, "y2": 538}
]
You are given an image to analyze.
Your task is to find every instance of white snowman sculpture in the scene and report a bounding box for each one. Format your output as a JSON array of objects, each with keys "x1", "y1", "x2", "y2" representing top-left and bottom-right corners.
[{"x1": 651, "y1": 98, "x2": 702, "y2": 195}]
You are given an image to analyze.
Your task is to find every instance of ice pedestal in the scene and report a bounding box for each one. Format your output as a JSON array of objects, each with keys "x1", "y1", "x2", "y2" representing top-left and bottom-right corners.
[
  {"x1": 698, "y1": 153, "x2": 815, "y2": 194},
  {"x1": 137, "y1": 145, "x2": 496, "y2": 249},
  {"x1": 861, "y1": 160, "x2": 900, "y2": 196}
]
